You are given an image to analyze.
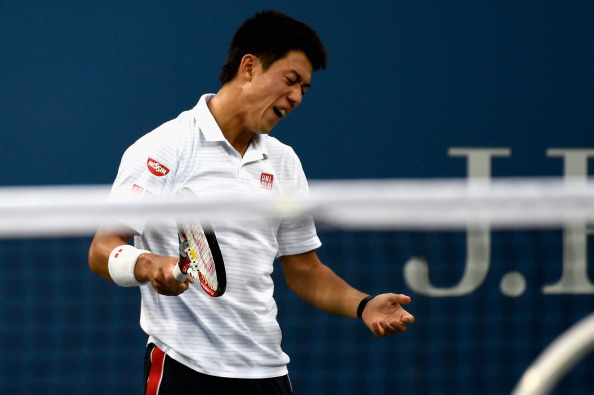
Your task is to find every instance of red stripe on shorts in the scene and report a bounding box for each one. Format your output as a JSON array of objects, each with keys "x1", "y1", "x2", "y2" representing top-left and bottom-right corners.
[{"x1": 146, "y1": 346, "x2": 166, "y2": 395}]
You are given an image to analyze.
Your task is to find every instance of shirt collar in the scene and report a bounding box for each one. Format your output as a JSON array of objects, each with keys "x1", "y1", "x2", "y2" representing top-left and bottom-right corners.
[
  {"x1": 245, "y1": 133, "x2": 269, "y2": 162},
  {"x1": 194, "y1": 94, "x2": 269, "y2": 160},
  {"x1": 194, "y1": 94, "x2": 226, "y2": 142}
]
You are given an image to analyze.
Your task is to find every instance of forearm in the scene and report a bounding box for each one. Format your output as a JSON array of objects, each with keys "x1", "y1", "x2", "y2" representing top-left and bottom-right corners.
[
  {"x1": 89, "y1": 229, "x2": 189, "y2": 295},
  {"x1": 88, "y1": 231, "x2": 133, "y2": 281},
  {"x1": 281, "y1": 252, "x2": 367, "y2": 318},
  {"x1": 301, "y1": 266, "x2": 367, "y2": 318}
]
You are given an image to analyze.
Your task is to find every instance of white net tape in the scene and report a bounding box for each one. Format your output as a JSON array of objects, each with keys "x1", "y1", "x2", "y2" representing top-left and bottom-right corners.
[{"x1": 1, "y1": 177, "x2": 594, "y2": 238}]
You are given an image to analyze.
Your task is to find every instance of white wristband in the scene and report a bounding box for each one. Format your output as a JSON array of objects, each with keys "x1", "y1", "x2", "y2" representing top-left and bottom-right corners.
[{"x1": 108, "y1": 245, "x2": 151, "y2": 287}]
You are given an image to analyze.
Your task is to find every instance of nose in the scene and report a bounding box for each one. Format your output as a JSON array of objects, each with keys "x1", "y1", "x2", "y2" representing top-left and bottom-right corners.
[{"x1": 287, "y1": 86, "x2": 303, "y2": 108}]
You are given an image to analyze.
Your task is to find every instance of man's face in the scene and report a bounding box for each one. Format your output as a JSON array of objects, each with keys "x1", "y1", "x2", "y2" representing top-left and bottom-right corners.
[{"x1": 244, "y1": 50, "x2": 313, "y2": 134}]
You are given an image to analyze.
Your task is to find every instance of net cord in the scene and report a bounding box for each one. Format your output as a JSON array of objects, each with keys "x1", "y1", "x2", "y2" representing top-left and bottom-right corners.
[{"x1": 1, "y1": 177, "x2": 594, "y2": 238}]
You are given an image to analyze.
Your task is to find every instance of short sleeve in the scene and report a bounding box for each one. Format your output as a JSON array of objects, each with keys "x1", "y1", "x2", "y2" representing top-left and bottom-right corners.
[
  {"x1": 276, "y1": 156, "x2": 321, "y2": 257},
  {"x1": 107, "y1": 133, "x2": 176, "y2": 233}
]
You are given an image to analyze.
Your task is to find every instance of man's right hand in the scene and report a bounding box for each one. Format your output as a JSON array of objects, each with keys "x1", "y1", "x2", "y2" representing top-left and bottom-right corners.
[{"x1": 135, "y1": 253, "x2": 194, "y2": 296}]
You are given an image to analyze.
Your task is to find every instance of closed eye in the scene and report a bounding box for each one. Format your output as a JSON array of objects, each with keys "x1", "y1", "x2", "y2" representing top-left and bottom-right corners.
[{"x1": 287, "y1": 76, "x2": 308, "y2": 96}]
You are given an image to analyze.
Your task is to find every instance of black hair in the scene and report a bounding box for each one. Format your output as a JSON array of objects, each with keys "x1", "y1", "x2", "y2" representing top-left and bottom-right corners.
[{"x1": 219, "y1": 10, "x2": 327, "y2": 85}]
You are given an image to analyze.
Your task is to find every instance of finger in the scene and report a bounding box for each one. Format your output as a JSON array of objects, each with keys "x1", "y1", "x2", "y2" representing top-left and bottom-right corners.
[
  {"x1": 155, "y1": 278, "x2": 189, "y2": 296},
  {"x1": 393, "y1": 294, "x2": 411, "y2": 304},
  {"x1": 382, "y1": 317, "x2": 410, "y2": 334},
  {"x1": 165, "y1": 270, "x2": 191, "y2": 290},
  {"x1": 153, "y1": 284, "x2": 176, "y2": 296},
  {"x1": 380, "y1": 320, "x2": 397, "y2": 336},
  {"x1": 391, "y1": 321, "x2": 408, "y2": 333},
  {"x1": 175, "y1": 282, "x2": 190, "y2": 295},
  {"x1": 371, "y1": 321, "x2": 384, "y2": 338},
  {"x1": 162, "y1": 286, "x2": 188, "y2": 297}
]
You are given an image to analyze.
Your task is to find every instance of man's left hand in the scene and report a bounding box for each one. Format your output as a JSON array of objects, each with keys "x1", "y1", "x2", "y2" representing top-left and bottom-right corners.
[{"x1": 361, "y1": 293, "x2": 414, "y2": 337}]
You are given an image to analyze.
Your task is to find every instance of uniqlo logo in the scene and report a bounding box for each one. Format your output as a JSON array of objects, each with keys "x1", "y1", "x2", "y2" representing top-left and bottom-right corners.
[
  {"x1": 147, "y1": 157, "x2": 170, "y2": 176},
  {"x1": 260, "y1": 173, "x2": 274, "y2": 190}
]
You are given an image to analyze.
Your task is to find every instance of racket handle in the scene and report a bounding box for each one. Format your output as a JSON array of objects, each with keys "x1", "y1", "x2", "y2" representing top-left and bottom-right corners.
[{"x1": 172, "y1": 262, "x2": 188, "y2": 282}]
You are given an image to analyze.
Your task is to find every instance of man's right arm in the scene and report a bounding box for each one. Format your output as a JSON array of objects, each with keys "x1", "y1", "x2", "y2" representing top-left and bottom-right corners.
[
  {"x1": 88, "y1": 230, "x2": 133, "y2": 281},
  {"x1": 88, "y1": 230, "x2": 192, "y2": 296}
]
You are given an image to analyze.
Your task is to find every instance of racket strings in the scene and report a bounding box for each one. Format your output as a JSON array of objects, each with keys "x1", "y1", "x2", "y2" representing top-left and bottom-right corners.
[{"x1": 184, "y1": 224, "x2": 218, "y2": 291}]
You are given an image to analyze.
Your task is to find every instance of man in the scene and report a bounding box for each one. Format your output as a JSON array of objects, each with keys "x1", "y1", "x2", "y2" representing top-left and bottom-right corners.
[{"x1": 89, "y1": 10, "x2": 413, "y2": 394}]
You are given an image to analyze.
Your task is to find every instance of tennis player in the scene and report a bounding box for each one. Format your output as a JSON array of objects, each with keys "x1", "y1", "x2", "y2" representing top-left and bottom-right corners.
[{"x1": 89, "y1": 10, "x2": 413, "y2": 394}]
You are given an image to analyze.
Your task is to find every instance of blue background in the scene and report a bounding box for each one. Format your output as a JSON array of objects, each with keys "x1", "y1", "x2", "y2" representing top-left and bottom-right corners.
[{"x1": 1, "y1": 1, "x2": 593, "y2": 394}]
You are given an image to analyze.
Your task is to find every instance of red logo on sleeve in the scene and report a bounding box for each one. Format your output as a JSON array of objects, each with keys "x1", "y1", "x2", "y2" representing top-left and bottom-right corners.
[
  {"x1": 147, "y1": 158, "x2": 170, "y2": 176},
  {"x1": 130, "y1": 184, "x2": 144, "y2": 198},
  {"x1": 260, "y1": 173, "x2": 274, "y2": 190}
]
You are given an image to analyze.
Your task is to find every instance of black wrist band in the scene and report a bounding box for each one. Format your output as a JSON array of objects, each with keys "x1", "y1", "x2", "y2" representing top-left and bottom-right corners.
[{"x1": 357, "y1": 295, "x2": 376, "y2": 319}]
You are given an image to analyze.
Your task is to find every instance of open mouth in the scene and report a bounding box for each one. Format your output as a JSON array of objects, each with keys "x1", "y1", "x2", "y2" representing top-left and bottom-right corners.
[{"x1": 273, "y1": 107, "x2": 287, "y2": 119}]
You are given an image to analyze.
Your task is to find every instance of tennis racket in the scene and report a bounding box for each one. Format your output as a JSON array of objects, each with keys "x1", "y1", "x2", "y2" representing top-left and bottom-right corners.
[{"x1": 172, "y1": 190, "x2": 226, "y2": 297}]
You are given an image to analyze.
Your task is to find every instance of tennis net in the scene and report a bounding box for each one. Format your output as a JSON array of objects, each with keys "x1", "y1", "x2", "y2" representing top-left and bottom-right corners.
[{"x1": 0, "y1": 178, "x2": 593, "y2": 394}]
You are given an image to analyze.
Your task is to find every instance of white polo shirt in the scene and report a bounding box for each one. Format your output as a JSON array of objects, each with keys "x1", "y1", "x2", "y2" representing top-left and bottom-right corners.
[{"x1": 108, "y1": 94, "x2": 321, "y2": 378}]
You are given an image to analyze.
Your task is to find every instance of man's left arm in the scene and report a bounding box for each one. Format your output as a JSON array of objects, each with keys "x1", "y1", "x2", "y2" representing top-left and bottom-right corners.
[{"x1": 280, "y1": 250, "x2": 414, "y2": 337}]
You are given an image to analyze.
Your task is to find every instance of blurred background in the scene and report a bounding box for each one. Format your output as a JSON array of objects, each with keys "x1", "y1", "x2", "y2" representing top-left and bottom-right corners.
[{"x1": 1, "y1": 1, "x2": 593, "y2": 393}]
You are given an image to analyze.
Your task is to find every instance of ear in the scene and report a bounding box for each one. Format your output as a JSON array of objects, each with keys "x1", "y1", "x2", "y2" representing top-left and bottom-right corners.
[{"x1": 239, "y1": 54, "x2": 259, "y2": 82}]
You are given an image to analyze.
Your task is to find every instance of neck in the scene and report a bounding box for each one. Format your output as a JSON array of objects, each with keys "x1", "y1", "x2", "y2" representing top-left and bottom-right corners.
[{"x1": 207, "y1": 85, "x2": 255, "y2": 156}]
